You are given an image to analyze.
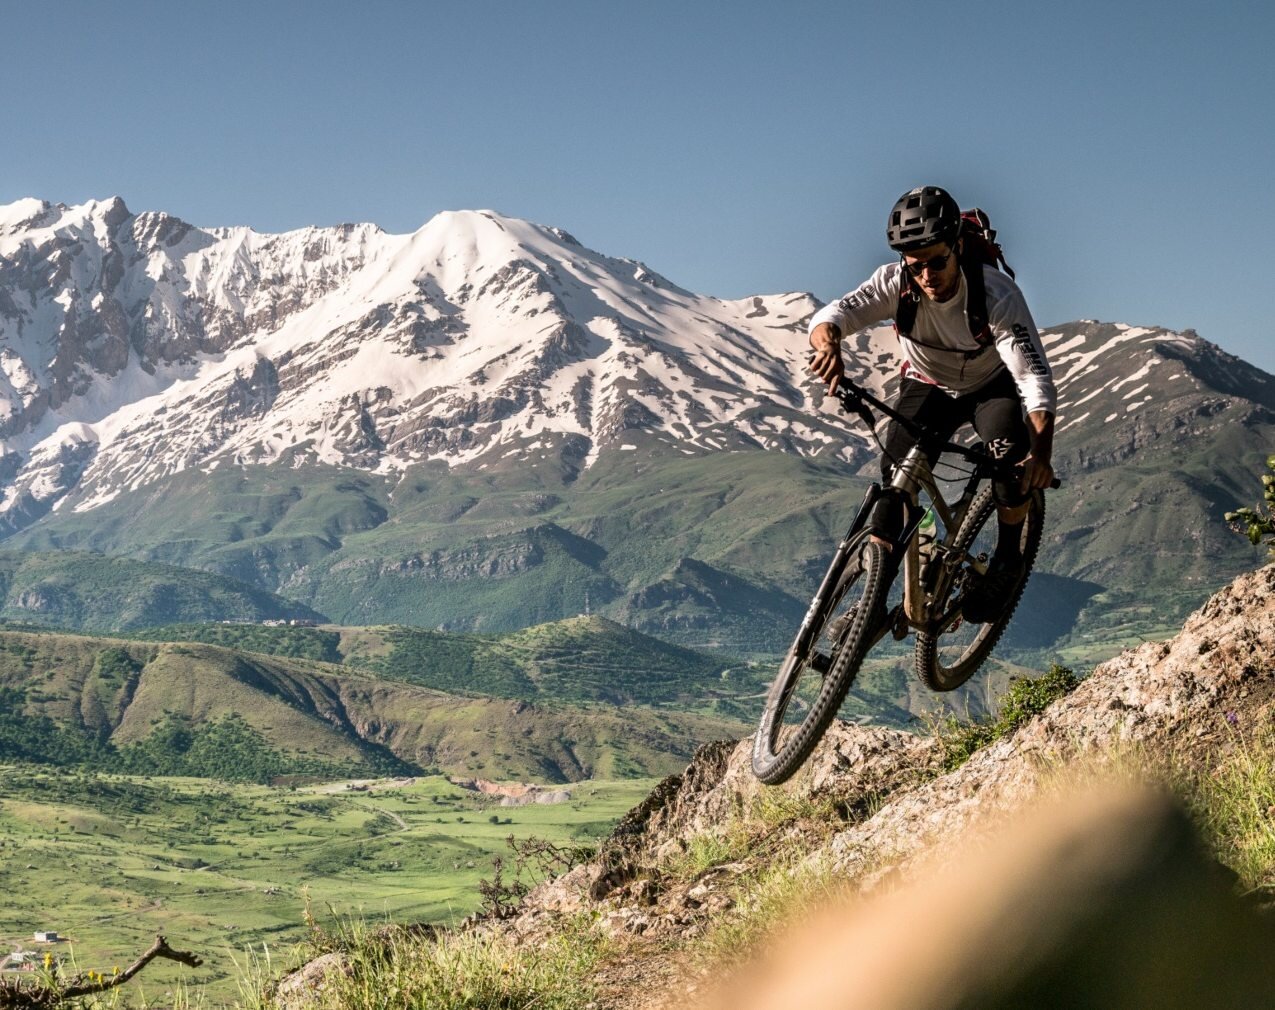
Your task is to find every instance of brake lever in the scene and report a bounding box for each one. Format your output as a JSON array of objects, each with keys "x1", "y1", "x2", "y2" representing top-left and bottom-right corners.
[{"x1": 838, "y1": 387, "x2": 875, "y2": 430}]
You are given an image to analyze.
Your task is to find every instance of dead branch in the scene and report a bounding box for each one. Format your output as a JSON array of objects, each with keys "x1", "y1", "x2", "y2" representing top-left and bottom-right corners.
[{"x1": 0, "y1": 935, "x2": 202, "y2": 1009}]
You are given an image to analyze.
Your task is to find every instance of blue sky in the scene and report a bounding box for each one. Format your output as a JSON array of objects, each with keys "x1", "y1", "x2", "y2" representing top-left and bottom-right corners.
[{"x1": 3, "y1": 0, "x2": 1273, "y2": 368}]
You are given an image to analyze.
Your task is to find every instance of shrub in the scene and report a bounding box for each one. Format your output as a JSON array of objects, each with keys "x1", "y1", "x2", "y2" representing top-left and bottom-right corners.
[
  {"x1": 935, "y1": 664, "x2": 1080, "y2": 772},
  {"x1": 1224, "y1": 454, "x2": 1275, "y2": 554},
  {"x1": 260, "y1": 913, "x2": 609, "y2": 1010}
]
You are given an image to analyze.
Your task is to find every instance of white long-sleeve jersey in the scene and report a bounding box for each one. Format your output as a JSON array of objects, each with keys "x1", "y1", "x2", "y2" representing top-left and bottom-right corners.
[{"x1": 809, "y1": 262, "x2": 1057, "y2": 415}]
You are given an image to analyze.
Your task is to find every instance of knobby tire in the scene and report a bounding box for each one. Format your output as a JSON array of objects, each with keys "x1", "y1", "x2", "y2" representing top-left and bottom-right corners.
[
  {"x1": 752, "y1": 538, "x2": 891, "y2": 785},
  {"x1": 914, "y1": 486, "x2": 1045, "y2": 691}
]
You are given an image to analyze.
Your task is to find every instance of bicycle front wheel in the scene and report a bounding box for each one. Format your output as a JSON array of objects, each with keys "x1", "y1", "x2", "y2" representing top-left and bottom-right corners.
[
  {"x1": 914, "y1": 487, "x2": 1044, "y2": 692},
  {"x1": 752, "y1": 538, "x2": 892, "y2": 785}
]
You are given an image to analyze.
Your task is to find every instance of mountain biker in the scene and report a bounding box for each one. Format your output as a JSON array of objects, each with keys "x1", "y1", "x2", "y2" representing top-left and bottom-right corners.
[{"x1": 807, "y1": 186, "x2": 1057, "y2": 622}]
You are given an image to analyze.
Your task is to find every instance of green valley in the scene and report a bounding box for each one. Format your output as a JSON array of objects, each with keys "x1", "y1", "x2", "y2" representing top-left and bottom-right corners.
[{"x1": 0, "y1": 765, "x2": 654, "y2": 1003}]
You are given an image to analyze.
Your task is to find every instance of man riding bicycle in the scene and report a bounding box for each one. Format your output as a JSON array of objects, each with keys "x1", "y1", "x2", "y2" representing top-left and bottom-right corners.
[{"x1": 807, "y1": 186, "x2": 1057, "y2": 623}]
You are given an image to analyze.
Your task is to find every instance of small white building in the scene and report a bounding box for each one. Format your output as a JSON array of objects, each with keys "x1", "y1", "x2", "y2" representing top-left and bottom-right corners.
[{"x1": 33, "y1": 931, "x2": 59, "y2": 943}]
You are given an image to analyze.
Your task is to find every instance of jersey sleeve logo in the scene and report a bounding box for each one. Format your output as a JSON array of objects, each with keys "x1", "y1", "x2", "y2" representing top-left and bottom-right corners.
[
  {"x1": 1010, "y1": 323, "x2": 1050, "y2": 377},
  {"x1": 838, "y1": 283, "x2": 879, "y2": 316}
]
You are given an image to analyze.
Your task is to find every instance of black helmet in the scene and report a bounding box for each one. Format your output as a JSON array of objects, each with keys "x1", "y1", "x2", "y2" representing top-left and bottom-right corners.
[{"x1": 886, "y1": 186, "x2": 962, "y2": 252}]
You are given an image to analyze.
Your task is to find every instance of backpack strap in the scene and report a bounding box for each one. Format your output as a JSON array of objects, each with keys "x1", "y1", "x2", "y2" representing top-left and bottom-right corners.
[
  {"x1": 895, "y1": 271, "x2": 921, "y2": 337},
  {"x1": 960, "y1": 253, "x2": 994, "y2": 347}
]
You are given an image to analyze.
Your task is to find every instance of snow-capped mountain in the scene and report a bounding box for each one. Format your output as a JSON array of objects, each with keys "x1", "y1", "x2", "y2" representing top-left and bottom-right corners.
[
  {"x1": 0, "y1": 197, "x2": 899, "y2": 534},
  {"x1": 3, "y1": 196, "x2": 1275, "y2": 652},
  {"x1": 6, "y1": 197, "x2": 1270, "y2": 543}
]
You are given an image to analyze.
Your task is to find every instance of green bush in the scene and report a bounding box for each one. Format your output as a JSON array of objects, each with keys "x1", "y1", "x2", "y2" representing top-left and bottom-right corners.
[
  {"x1": 254, "y1": 913, "x2": 610, "y2": 1010},
  {"x1": 0, "y1": 687, "x2": 114, "y2": 766},
  {"x1": 1224, "y1": 454, "x2": 1275, "y2": 554},
  {"x1": 936, "y1": 664, "x2": 1081, "y2": 772}
]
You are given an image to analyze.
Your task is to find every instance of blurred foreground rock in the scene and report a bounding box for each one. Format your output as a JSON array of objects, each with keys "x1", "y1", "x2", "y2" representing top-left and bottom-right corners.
[{"x1": 702, "y1": 785, "x2": 1275, "y2": 1009}]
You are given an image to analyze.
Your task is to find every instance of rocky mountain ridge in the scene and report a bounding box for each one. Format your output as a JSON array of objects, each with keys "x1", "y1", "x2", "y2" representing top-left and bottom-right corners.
[
  {"x1": 0, "y1": 197, "x2": 840, "y2": 533},
  {"x1": 2, "y1": 197, "x2": 1272, "y2": 649}
]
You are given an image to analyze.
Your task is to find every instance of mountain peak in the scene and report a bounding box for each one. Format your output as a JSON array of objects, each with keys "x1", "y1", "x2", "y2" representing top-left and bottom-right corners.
[
  {"x1": 0, "y1": 197, "x2": 51, "y2": 234},
  {"x1": 0, "y1": 195, "x2": 1268, "y2": 557},
  {"x1": 406, "y1": 209, "x2": 541, "y2": 288}
]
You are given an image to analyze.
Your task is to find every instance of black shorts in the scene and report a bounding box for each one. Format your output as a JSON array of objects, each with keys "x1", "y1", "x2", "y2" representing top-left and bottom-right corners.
[{"x1": 866, "y1": 368, "x2": 1031, "y2": 540}]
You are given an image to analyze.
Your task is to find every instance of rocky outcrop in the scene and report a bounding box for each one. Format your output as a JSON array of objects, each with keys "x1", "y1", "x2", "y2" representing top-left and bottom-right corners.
[
  {"x1": 447, "y1": 777, "x2": 573, "y2": 806},
  {"x1": 490, "y1": 563, "x2": 1275, "y2": 1001}
]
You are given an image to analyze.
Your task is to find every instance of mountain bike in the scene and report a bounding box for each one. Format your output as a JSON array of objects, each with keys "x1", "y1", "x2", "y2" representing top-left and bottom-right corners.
[{"x1": 751, "y1": 379, "x2": 1060, "y2": 785}]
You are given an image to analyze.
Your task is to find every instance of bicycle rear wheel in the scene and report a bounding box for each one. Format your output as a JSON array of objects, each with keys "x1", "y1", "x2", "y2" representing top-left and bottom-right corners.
[
  {"x1": 752, "y1": 538, "x2": 891, "y2": 785},
  {"x1": 914, "y1": 486, "x2": 1044, "y2": 692}
]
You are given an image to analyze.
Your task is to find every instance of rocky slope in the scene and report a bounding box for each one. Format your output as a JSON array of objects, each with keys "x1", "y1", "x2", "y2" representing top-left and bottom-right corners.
[{"x1": 482, "y1": 561, "x2": 1275, "y2": 1005}]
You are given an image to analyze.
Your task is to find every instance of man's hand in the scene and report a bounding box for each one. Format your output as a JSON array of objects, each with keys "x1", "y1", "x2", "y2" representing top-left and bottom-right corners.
[
  {"x1": 1020, "y1": 409, "x2": 1056, "y2": 492},
  {"x1": 809, "y1": 322, "x2": 844, "y2": 393},
  {"x1": 1020, "y1": 454, "x2": 1056, "y2": 492}
]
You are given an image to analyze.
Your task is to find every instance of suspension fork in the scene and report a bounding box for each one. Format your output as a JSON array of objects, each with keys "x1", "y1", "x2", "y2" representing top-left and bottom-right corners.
[{"x1": 794, "y1": 482, "x2": 882, "y2": 648}]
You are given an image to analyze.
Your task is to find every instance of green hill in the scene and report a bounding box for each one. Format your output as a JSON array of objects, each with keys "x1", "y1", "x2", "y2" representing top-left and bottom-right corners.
[
  {"x1": 4, "y1": 454, "x2": 829, "y2": 651},
  {"x1": 125, "y1": 615, "x2": 759, "y2": 715},
  {"x1": 0, "y1": 549, "x2": 324, "y2": 631},
  {"x1": 0, "y1": 628, "x2": 747, "y2": 783}
]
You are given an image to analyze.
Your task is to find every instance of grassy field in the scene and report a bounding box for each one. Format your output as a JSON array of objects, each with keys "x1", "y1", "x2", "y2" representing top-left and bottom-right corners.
[{"x1": 0, "y1": 766, "x2": 655, "y2": 1005}]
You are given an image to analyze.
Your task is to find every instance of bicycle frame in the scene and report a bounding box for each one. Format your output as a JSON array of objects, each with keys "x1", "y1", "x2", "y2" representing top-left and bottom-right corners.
[
  {"x1": 801, "y1": 377, "x2": 1060, "y2": 661},
  {"x1": 827, "y1": 380, "x2": 1020, "y2": 637},
  {"x1": 886, "y1": 443, "x2": 986, "y2": 633},
  {"x1": 830, "y1": 443, "x2": 985, "y2": 651}
]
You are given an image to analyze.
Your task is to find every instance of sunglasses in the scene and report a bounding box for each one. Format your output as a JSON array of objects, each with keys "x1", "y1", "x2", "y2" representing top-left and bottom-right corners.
[{"x1": 904, "y1": 249, "x2": 956, "y2": 276}]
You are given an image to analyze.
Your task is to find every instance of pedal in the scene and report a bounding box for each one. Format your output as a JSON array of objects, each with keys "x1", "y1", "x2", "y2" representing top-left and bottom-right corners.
[
  {"x1": 827, "y1": 604, "x2": 858, "y2": 642},
  {"x1": 891, "y1": 606, "x2": 909, "y2": 641}
]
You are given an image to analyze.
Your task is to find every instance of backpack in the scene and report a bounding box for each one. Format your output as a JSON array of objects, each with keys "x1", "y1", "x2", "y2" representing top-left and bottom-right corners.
[{"x1": 895, "y1": 208, "x2": 1015, "y2": 356}]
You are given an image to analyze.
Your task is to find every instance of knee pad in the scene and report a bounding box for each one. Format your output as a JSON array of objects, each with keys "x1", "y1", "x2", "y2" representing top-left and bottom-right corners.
[
  {"x1": 992, "y1": 480, "x2": 1030, "y2": 510},
  {"x1": 864, "y1": 487, "x2": 908, "y2": 543}
]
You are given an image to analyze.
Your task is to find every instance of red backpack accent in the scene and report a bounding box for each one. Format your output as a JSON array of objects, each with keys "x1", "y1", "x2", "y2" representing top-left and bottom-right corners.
[
  {"x1": 895, "y1": 208, "x2": 1015, "y2": 355},
  {"x1": 959, "y1": 208, "x2": 1015, "y2": 280}
]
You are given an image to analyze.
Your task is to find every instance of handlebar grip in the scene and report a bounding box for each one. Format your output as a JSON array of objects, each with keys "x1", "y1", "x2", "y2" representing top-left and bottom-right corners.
[{"x1": 1050, "y1": 478, "x2": 1062, "y2": 489}]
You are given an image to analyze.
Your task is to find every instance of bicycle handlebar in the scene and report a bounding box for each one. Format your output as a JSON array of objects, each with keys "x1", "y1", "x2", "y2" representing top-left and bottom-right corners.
[{"x1": 831, "y1": 379, "x2": 1062, "y2": 490}]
